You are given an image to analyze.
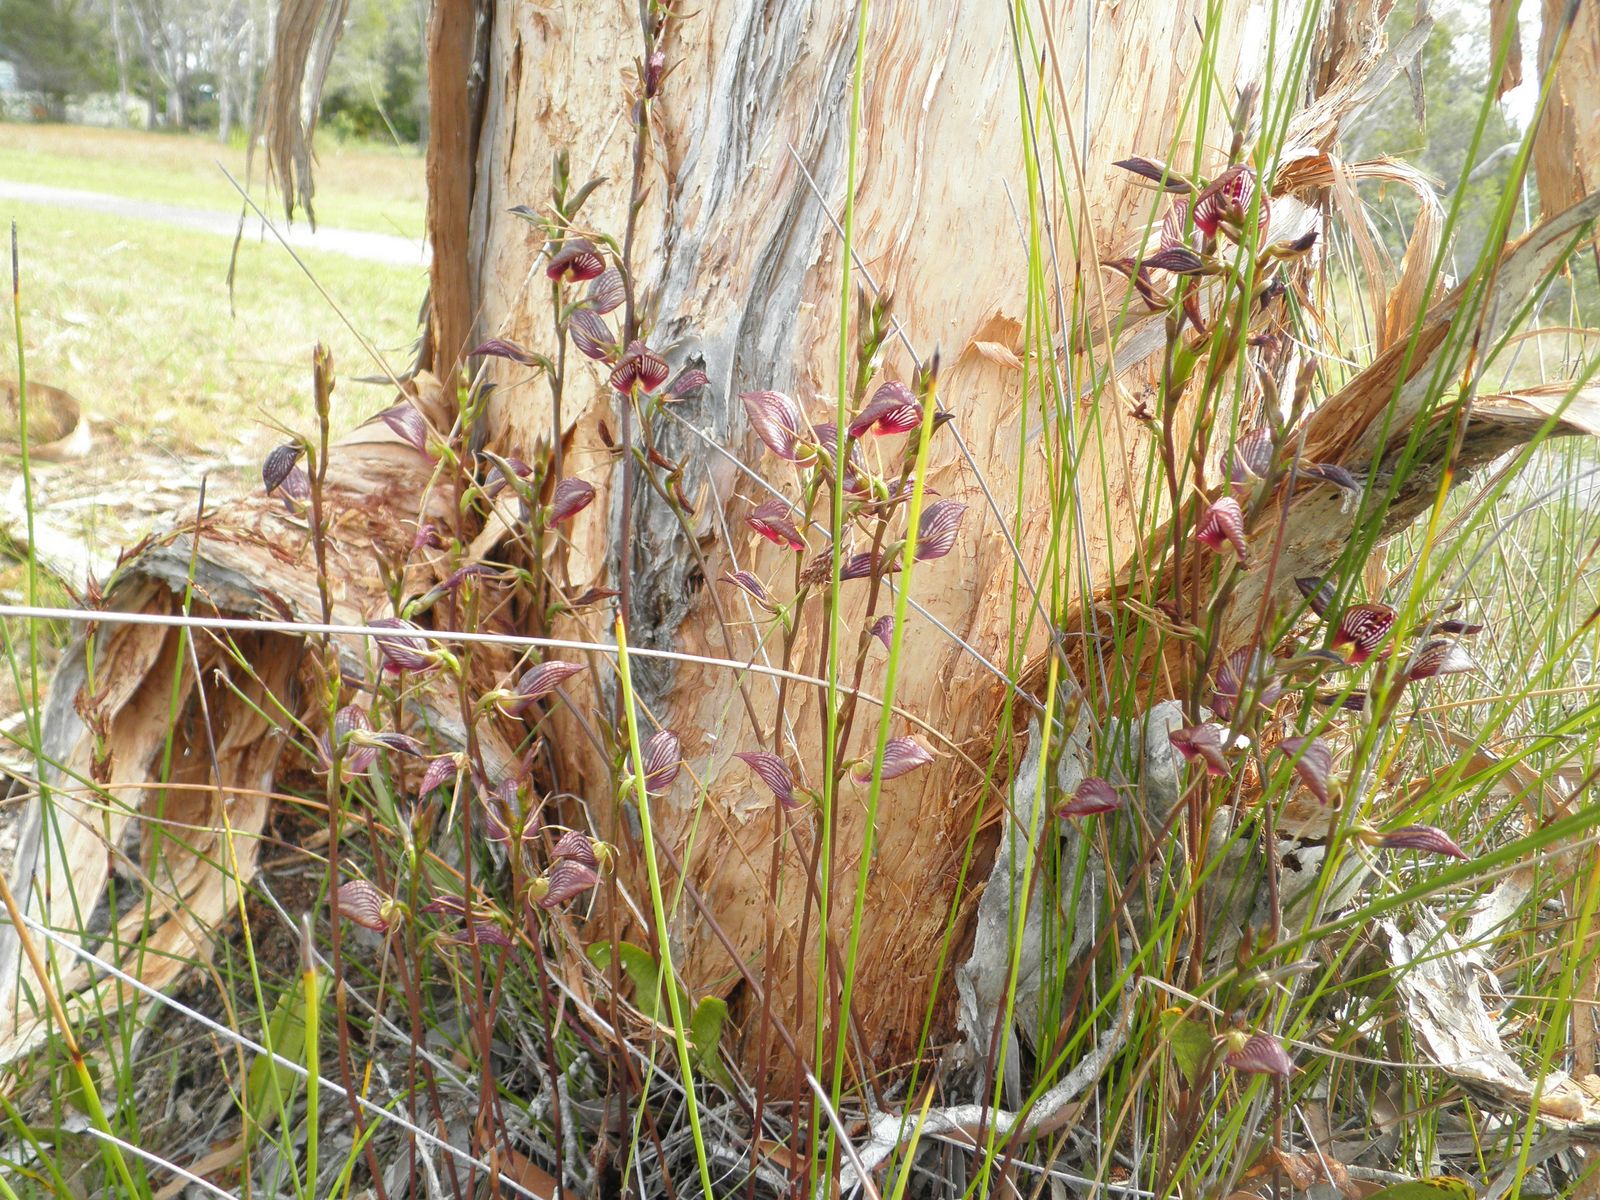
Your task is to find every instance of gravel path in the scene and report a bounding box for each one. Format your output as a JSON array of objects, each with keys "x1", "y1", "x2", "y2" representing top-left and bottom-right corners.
[{"x1": 0, "y1": 179, "x2": 429, "y2": 266}]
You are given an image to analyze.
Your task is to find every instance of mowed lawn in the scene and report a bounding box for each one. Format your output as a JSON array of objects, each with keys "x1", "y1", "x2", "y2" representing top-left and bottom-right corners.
[
  {"x1": 0, "y1": 123, "x2": 426, "y2": 238},
  {"x1": 2, "y1": 125, "x2": 428, "y2": 458}
]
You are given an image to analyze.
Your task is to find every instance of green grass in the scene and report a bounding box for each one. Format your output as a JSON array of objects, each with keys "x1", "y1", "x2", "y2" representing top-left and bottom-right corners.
[
  {"x1": 0, "y1": 124, "x2": 425, "y2": 238},
  {"x1": 6, "y1": 199, "x2": 425, "y2": 456}
]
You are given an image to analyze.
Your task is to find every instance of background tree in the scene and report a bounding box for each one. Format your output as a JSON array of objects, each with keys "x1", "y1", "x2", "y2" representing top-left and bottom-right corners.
[{"x1": 0, "y1": 0, "x2": 109, "y2": 118}]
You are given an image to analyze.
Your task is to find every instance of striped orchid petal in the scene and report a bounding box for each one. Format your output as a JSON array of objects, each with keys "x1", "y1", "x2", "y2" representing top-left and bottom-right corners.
[
  {"x1": 641, "y1": 730, "x2": 682, "y2": 794},
  {"x1": 915, "y1": 500, "x2": 968, "y2": 562},
  {"x1": 420, "y1": 754, "x2": 462, "y2": 795},
  {"x1": 1314, "y1": 689, "x2": 1368, "y2": 713},
  {"x1": 869, "y1": 615, "x2": 895, "y2": 650},
  {"x1": 503, "y1": 660, "x2": 586, "y2": 715},
  {"x1": 1113, "y1": 156, "x2": 1194, "y2": 191},
  {"x1": 1224, "y1": 1033, "x2": 1294, "y2": 1078},
  {"x1": 333, "y1": 706, "x2": 377, "y2": 774},
  {"x1": 332, "y1": 879, "x2": 394, "y2": 933},
  {"x1": 840, "y1": 551, "x2": 900, "y2": 581},
  {"x1": 371, "y1": 616, "x2": 432, "y2": 673},
  {"x1": 734, "y1": 751, "x2": 796, "y2": 808},
  {"x1": 568, "y1": 309, "x2": 616, "y2": 361},
  {"x1": 742, "y1": 390, "x2": 806, "y2": 461},
  {"x1": 1169, "y1": 724, "x2": 1230, "y2": 776},
  {"x1": 378, "y1": 403, "x2": 431, "y2": 455},
  {"x1": 1196, "y1": 496, "x2": 1248, "y2": 565},
  {"x1": 585, "y1": 267, "x2": 624, "y2": 314},
  {"x1": 536, "y1": 859, "x2": 601, "y2": 908},
  {"x1": 263, "y1": 442, "x2": 303, "y2": 494},
  {"x1": 460, "y1": 920, "x2": 515, "y2": 948},
  {"x1": 1405, "y1": 640, "x2": 1476, "y2": 682},
  {"x1": 1056, "y1": 776, "x2": 1122, "y2": 819},
  {"x1": 550, "y1": 829, "x2": 599, "y2": 866},
  {"x1": 1231, "y1": 427, "x2": 1273, "y2": 483},
  {"x1": 469, "y1": 338, "x2": 542, "y2": 367},
  {"x1": 666, "y1": 367, "x2": 710, "y2": 398},
  {"x1": 1379, "y1": 824, "x2": 1468, "y2": 860},
  {"x1": 1333, "y1": 603, "x2": 1397, "y2": 663},
  {"x1": 747, "y1": 499, "x2": 805, "y2": 551},
  {"x1": 546, "y1": 477, "x2": 596, "y2": 527},
  {"x1": 1159, "y1": 197, "x2": 1192, "y2": 251},
  {"x1": 367, "y1": 731, "x2": 425, "y2": 758},
  {"x1": 1142, "y1": 246, "x2": 1208, "y2": 275},
  {"x1": 1276, "y1": 736, "x2": 1333, "y2": 805},
  {"x1": 1296, "y1": 576, "x2": 1335, "y2": 618},
  {"x1": 720, "y1": 569, "x2": 779, "y2": 612},
  {"x1": 853, "y1": 736, "x2": 933, "y2": 783}
]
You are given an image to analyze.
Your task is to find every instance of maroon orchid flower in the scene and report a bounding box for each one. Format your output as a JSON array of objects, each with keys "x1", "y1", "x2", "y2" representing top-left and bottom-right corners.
[
  {"x1": 742, "y1": 390, "x2": 807, "y2": 462},
  {"x1": 1056, "y1": 776, "x2": 1122, "y2": 819},
  {"x1": 331, "y1": 706, "x2": 378, "y2": 775},
  {"x1": 1196, "y1": 496, "x2": 1249, "y2": 565},
  {"x1": 734, "y1": 750, "x2": 797, "y2": 808},
  {"x1": 332, "y1": 879, "x2": 396, "y2": 933},
  {"x1": 1378, "y1": 824, "x2": 1468, "y2": 860},
  {"x1": 547, "y1": 238, "x2": 606, "y2": 282},
  {"x1": 609, "y1": 340, "x2": 670, "y2": 393},
  {"x1": 1405, "y1": 640, "x2": 1475, "y2": 682},
  {"x1": 477, "y1": 779, "x2": 520, "y2": 845},
  {"x1": 501, "y1": 660, "x2": 586, "y2": 716},
  {"x1": 848, "y1": 381, "x2": 922, "y2": 438},
  {"x1": 852, "y1": 736, "x2": 933, "y2": 783},
  {"x1": 720, "y1": 569, "x2": 780, "y2": 612},
  {"x1": 1314, "y1": 689, "x2": 1368, "y2": 713},
  {"x1": 747, "y1": 498, "x2": 805, "y2": 551},
  {"x1": 1224, "y1": 1032, "x2": 1294, "y2": 1078},
  {"x1": 1275, "y1": 736, "x2": 1333, "y2": 806},
  {"x1": 1332, "y1": 603, "x2": 1397, "y2": 664},
  {"x1": 371, "y1": 616, "x2": 433, "y2": 673},
  {"x1": 1192, "y1": 165, "x2": 1270, "y2": 241},
  {"x1": 915, "y1": 500, "x2": 968, "y2": 562},
  {"x1": 640, "y1": 730, "x2": 682, "y2": 794},
  {"x1": 545, "y1": 478, "x2": 596, "y2": 527},
  {"x1": 420, "y1": 754, "x2": 462, "y2": 795},
  {"x1": 1169, "y1": 724, "x2": 1230, "y2": 776},
  {"x1": 1211, "y1": 647, "x2": 1283, "y2": 721}
]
